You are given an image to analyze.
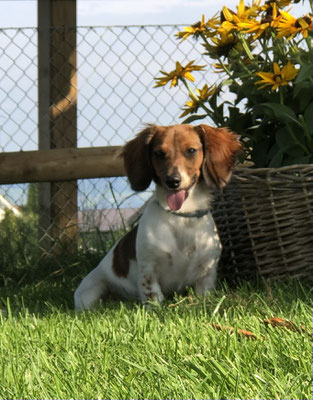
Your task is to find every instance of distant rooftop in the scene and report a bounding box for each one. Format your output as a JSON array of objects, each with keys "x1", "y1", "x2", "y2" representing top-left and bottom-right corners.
[{"x1": 78, "y1": 208, "x2": 139, "y2": 232}]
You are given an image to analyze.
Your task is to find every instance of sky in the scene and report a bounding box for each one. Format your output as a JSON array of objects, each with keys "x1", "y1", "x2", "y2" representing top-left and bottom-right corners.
[{"x1": 0, "y1": 0, "x2": 309, "y2": 28}]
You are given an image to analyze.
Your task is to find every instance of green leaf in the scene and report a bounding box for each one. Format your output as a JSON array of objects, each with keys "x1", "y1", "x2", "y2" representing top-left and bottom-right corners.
[
  {"x1": 293, "y1": 80, "x2": 312, "y2": 99},
  {"x1": 292, "y1": 84, "x2": 313, "y2": 113},
  {"x1": 182, "y1": 114, "x2": 208, "y2": 124},
  {"x1": 228, "y1": 106, "x2": 240, "y2": 120},
  {"x1": 258, "y1": 103, "x2": 302, "y2": 127},
  {"x1": 268, "y1": 149, "x2": 284, "y2": 168},
  {"x1": 276, "y1": 143, "x2": 304, "y2": 158},
  {"x1": 284, "y1": 154, "x2": 312, "y2": 165},
  {"x1": 295, "y1": 63, "x2": 312, "y2": 85},
  {"x1": 222, "y1": 78, "x2": 234, "y2": 87},
  {"x1": 304, "y1": 103, "x2": 313, "y2": 135},
  {"x1": 276, "y1": 127, "x2": 302, "y2": 155},
  {"x1": 251, "y1": 138, "x2": 271, "y2": 167}
]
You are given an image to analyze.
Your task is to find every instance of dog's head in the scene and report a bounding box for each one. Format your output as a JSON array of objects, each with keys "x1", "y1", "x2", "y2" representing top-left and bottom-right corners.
[{"x1": 123, "y1": 124, "x2": 241, "y2": 210}]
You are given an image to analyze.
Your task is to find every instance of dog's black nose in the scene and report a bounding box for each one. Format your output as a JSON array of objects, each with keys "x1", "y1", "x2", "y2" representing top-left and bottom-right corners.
[{"x1": 166, "y1": 174, "x2": 181, "y2": 189}]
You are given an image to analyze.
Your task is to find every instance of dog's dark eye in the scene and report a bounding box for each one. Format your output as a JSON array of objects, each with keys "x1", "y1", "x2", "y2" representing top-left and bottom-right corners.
[
  {"x1": 185, "y1": 148, "x2": 197, "y2": 157},
  {"x1": 154, "y1": 149, "x2": 166, "y2": 159}
]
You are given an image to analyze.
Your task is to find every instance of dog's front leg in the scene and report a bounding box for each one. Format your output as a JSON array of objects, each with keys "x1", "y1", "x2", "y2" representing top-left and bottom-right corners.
[
  {"x1": 138, "y1": 263, "x2": 164, "y2": 304},
  {"x1": 193, "y1": 258, "x2": 218, "y2": 296}
]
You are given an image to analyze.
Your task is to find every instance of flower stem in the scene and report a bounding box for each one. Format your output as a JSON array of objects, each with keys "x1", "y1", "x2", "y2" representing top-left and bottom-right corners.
[
  {"x1": 271, "y1": 32, "x2": 286, "y2": 59},
  {"x1": 279, "y1": 89, "x2": 284, "y2": 105},
  {"x1": 262, "y1": 35, "x2": 271, "y2": 64},
  {"x1": 216, "y1": 57, "x2": 243, "y2": 89},
  {"x1": 200, "y1": 33, "x2": 212, "y2": 54},
  {"x1": 305, "y1": 36, "x2": 312, "y2": 52},
  {"x1": 238, "y1": 59, "x2": 254, "y2": 76},
  {"x1": 238, "y1": 32, "x2": 254, "y2": 61},
  {"x1": 299, "y1": 114, "x2": 312, "y2": 150},
  {"x1": 181, "y1": 78, "x2": 214, "y2": 117},
  {"x1": 181, "y1": 78, "x2": 199, "y2": 102},
  {"x1": 216, "y1": 57, "x2": 234, "y2": 78}
]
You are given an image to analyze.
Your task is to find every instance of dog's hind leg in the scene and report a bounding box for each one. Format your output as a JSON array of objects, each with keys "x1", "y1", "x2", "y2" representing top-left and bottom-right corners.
[{"x1": 74, "y1": 265, "x2": 109, "y2": 310}]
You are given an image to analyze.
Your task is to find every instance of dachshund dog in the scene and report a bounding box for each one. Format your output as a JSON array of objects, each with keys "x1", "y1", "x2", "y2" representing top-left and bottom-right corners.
[{"x1": 74, "y1": 124, "x2": 241, "y2": 309}]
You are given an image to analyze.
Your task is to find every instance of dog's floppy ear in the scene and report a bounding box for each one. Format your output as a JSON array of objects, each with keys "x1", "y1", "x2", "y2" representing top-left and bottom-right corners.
[
  {"x1": 122, "y1": 126, "x2": 155, "y2": 191},
  {"x1": 195, "y1": 124, "x2": 241, "y2": 188}
]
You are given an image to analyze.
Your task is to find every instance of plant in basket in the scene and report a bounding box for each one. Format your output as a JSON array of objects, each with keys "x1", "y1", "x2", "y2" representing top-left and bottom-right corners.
[{"x1": 154, "y1": 0, "x2": 312, "y2": 168}]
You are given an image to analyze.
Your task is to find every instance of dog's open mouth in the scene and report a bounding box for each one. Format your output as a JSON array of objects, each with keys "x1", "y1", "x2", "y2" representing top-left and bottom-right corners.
[{"x1": 166, "y1": 177, "x2": 197, "y2": 211}]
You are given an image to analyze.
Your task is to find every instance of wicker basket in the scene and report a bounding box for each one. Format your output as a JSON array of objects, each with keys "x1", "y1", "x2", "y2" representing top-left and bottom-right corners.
[{"x1": 212, "y1": 164, "x2": 313, "y2": 281}]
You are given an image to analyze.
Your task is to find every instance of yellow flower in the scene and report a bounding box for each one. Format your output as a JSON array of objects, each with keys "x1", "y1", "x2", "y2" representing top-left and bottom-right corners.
[
  {"x1": 276, "y1": 11, "x2": 312, "y2": 39},
  {"x1": 237, "y1": 20, "x2": 269, "y2": 39},
  {"x1": 219, "y1": 0, "x2": 261, "y2": 34},
  {"x1": 255, "y1": 61, "x2": 299, "y2": 90},
  {"x1": 222, "y1": 0, "x2": 248, "y2": 23},
  {"x1": 154, "y1": 61, "x2": 206, "y2": 88},
  {"x1": 176, "y1": 15, "x2": 207, "y2": 41},
  {"x1": 207, "y1": 32, "x2": 239, "y2": 58},
  {"x1": 205, "y1": 14, "x2": 221, "y2": 32},
  {"x1": 175, "y1": 15, "x2": 220, "y2": 41},
  {"x1": 180, "y1": 84, "x2": 216, "y2": 117},
  {"x1": 238, "y1": 3, "x2": 280, "y2": 39},
  {"x1": 197, "y1": 83, "x2": 216, "y2": 99}
]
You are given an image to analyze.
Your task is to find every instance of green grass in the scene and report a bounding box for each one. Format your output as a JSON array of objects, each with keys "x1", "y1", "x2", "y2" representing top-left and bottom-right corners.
[{"x1": 0, "y1": 273, "x2": 312, "y2": 399}]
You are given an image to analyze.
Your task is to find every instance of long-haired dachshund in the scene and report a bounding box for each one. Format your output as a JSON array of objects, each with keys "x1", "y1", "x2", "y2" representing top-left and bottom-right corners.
[{"x1": 74, "y1": 124, "x2": 241, "y2": 309}]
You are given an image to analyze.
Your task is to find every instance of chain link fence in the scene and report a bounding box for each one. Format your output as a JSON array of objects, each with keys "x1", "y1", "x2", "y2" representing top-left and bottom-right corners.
[{"x1": 0, "y1": 24, "x2": 210, "y2": 259}]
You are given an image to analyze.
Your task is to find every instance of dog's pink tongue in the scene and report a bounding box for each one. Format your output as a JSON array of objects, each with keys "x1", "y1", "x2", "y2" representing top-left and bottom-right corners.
[{"x1": 167, "y1": 190, "x2": 186, "y2": 211}]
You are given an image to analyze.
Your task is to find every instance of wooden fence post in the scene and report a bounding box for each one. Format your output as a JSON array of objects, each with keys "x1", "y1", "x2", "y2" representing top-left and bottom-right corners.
[{"x1": 38, "y1": 0, "x2": 77, "y2": 252}]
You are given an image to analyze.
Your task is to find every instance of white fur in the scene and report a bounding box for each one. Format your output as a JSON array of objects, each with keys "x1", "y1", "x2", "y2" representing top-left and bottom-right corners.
[{"x1": 74, "y1": 181, "x2": 221, "y2": 310}]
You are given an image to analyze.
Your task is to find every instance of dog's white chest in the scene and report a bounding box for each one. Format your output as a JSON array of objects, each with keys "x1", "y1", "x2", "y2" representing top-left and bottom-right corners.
[{"x1": 136, "y1": 202, "x2": 221, "y2": 294}]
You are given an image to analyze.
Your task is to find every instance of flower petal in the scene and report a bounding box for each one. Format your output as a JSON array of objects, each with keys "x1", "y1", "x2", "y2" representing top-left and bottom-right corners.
[
  {"x1": 222, "y1": 6, "x2": 234, "y2": 22},
  {"x1": 183, "y1": 72, "x2": 195, "y2": 82},
  {"x1": 273, "y1": 62, "x2": 281, "y2": 75}
]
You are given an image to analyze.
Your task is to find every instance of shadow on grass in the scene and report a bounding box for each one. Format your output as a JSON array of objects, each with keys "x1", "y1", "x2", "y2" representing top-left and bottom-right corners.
[
  {"x1": 0, "y1": 250, "x2": 312, "y2": 318},
  {"x1": 0, "y1": 250, "x2": 103, "y2": 315}
]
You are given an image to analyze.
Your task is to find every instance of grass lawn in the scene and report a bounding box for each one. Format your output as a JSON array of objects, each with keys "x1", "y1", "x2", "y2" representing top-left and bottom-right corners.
[{"x1": 0, "y1": 269, "x2": 312, "y2": 399}]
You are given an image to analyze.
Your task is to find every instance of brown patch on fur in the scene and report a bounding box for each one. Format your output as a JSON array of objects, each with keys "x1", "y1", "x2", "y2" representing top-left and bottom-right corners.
[
  {"x1": 112, "y1": 225, "x2": 138, "y2": 277},
  {"x1": 144, "y1": 277, "x2": 152, "y2": 285},
  {"x1": 195, "y1": 125, "x2": 242, "y2": 188},
  {"x1": 122, "y1": 126, "x2": 155, "y2": 191}
]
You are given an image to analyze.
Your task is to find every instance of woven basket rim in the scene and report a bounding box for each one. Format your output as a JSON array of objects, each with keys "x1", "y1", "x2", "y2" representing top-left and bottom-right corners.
[{"x1": 235, "y1": 164, "x2": 312, "y2": 174}]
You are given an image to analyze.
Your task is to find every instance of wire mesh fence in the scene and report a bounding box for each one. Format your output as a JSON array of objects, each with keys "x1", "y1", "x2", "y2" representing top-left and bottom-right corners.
[{"x1": 0, "y1": 24, "x2": 210, "y2": 259}]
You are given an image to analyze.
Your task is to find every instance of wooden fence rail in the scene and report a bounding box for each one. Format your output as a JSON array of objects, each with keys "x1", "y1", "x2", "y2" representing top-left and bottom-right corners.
[{"x1": 0, "y1": 146, "x2": 125, "y2": 185}]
